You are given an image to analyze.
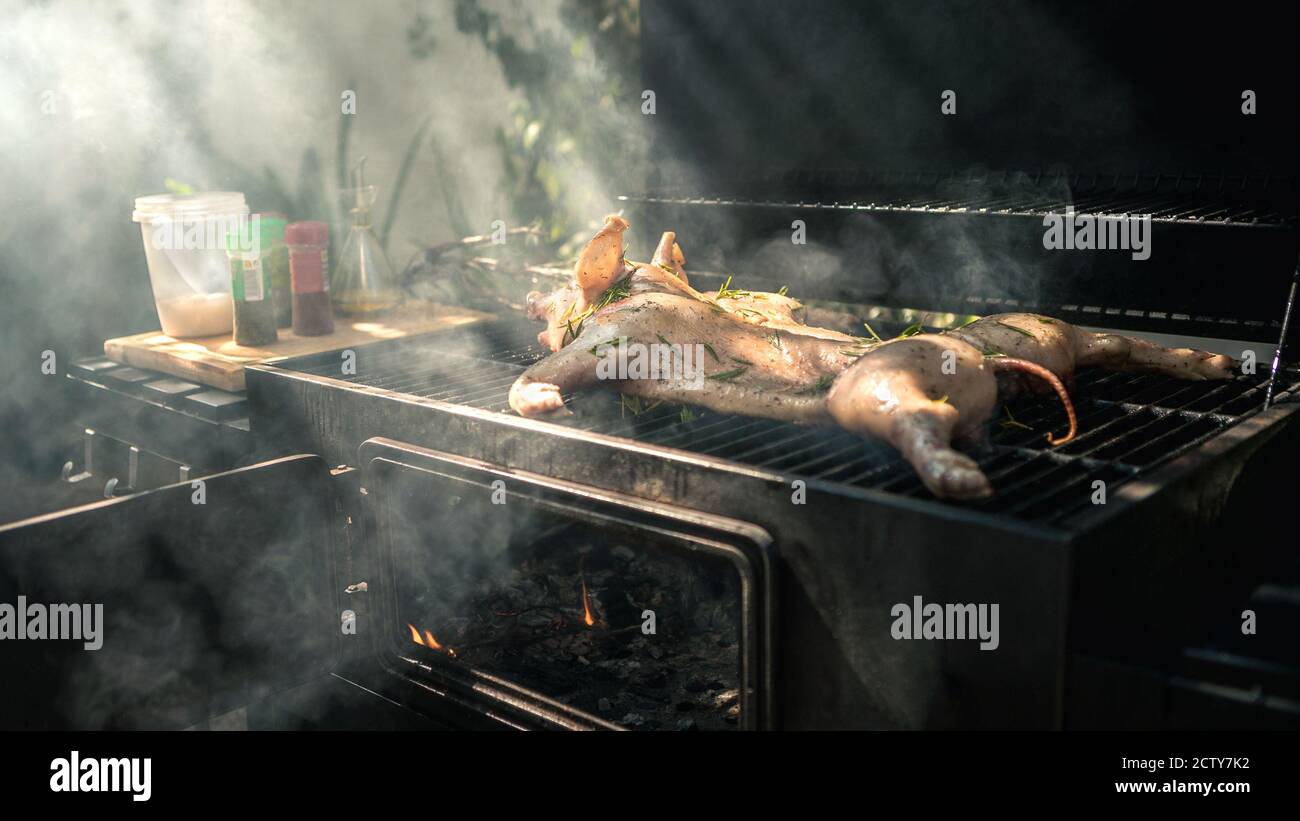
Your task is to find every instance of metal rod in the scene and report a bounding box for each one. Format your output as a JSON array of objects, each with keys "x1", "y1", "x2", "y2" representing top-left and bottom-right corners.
[{"x1": 1264, "y1": 258, "x2": 1300, "y2": 409}]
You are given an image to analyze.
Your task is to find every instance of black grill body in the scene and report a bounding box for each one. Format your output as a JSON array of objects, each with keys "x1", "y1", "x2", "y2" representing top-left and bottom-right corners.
[
  {"x1": 240, "y1": 2, "x2": 1300, "y2": 728},
  {"x1": 246, "y1": 322, "x2": 1300, "y2": 728}
]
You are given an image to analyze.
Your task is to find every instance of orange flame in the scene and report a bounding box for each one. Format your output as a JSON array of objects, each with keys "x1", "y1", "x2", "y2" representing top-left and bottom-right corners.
[
  {"x1": 407, "y1": 623, "x2": 455, "y2": 657},
  {"x1": 582, "y1": 571, "x2": 595, "y2": 628}
]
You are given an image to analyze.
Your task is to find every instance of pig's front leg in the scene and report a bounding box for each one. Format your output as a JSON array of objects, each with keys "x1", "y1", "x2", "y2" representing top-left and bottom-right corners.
[{"x1": 509, "y1": 342, "x2": 605, "y2": 416}]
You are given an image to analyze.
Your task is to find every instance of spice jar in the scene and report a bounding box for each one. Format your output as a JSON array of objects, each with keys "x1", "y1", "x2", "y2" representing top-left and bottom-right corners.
[
  {"x1": 225, "y1": 222, "x2": 279, "y2": 347},
  {"x1": 286, "y1": 221, "x2": 334, "y2": 336},
  {"x1": 255, "y1": 212, "x2": 292, "y2": 328}
]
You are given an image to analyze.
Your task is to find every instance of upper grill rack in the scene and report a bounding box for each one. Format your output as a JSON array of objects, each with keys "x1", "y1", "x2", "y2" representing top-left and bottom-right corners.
[
  {"x1": 285, "y1": 322, "x2": 1300, "y2": 528},
  {"x1": 624, "y1": 170, "x2": 1299, "y2": 229}
]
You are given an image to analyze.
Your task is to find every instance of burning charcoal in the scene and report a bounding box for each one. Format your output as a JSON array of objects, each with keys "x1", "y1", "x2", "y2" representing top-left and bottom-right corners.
[
  {"x1": 640, "y1": 671, "x2": 668, "y2": 689},
  {"x1": 675, "y1": 701, "x2": 696, "y2": 712},
  {"x1": 647, "y1": 645, "x2": 664, "y2": 659},
  {"x1": 675, "y1": 719, "x2": 698, "y2": 731},
  {"x1": 684, "y1": 677, "x2": 709, "y2": 693},
  {"x1": 611, "y1": 546, "x2": 636, "y2": 562},
  {"x1": 712, "y1": 689, "x2": 740, "y2": 710},
  {"x1": 519, "y1": 610, "x2": 556, "y2": 629},
  {"x1": 598, "y1": 698, "x2": 612, "y2": 713},
  {"x1": 620, "y1": 713, "x2": 645, "y2": 727}
]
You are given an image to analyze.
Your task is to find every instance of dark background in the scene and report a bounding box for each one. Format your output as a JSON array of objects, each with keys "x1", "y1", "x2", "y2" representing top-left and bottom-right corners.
[{"x1": 643, "y1": 0, "x2": 1300, "y2": 184}]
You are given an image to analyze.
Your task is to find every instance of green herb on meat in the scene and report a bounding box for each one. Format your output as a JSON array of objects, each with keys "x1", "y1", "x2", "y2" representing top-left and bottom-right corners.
[
  {"x1": 707, "y1": 367, "x2": 748, "y2": 381},
  {"x1": 995, "y1": 320, "x2": 1037, "y2": 338},
  {"x1": 897, "y1": 321, "x2": 924, "y2": 338},
  {"x1": 715, "y1": 275, "x2": 749, "y2": 300},
  {"x1": 797, "y1": 374, "x2": 836, "y2": 395},
  {"x1": 561, "y1": 276, "x2": 633, "y2": 344}
]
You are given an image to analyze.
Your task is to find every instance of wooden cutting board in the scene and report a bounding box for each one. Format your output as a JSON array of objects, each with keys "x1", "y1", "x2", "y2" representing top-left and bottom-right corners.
[{"x1": 104, "y1": 302, "x2": 495, "y2": 392}]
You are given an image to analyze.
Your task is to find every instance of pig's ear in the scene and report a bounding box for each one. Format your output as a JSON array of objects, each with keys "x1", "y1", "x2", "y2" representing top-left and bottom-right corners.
[
  {"x1": 574, "y1": 215, "x2": 630, "y2": 308},
  {"x1": 652, "y1": 231, "x2": 689, "y2": 285}
]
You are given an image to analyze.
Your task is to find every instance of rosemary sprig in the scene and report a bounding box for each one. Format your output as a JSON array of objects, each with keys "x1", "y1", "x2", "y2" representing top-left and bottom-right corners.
[
  {"x1": 1035, "y1": 316, "x2": 1056, "y2": 324},
  {"x1": 702, "y1": 342, "x2": 719, "y2": 362},
  {"x1": 862, "y1": 322, "x2": 883, "y2": 342},
  {"x1": 561, "y1": 276, "x2": 633, "y2": 345},
  {"x1": 589, "y1": 337, "x2": 623, "y2": 356},
  {"x1": 679, "y1": 406, "x2": 696, "y2": 424},
  {"x1": 767, "y1": 330, "x2": 783, "y2": 349},
  {"x1": 797, "y1": 374, "x2": 836, "y2": 395},
  {"x1": 1000, "y1": 406, "x2": 1032, "y2": 431},
  {"x1": 707, "y1": 367, "x2": 748, "y2": 381},
  {"x1": 715, "y1": 275, "x2": 749, "y2": 300},
  {"x1": 619, "y1": 393, "x2": 655, "y2": 418},
  {"x1": 777, "y1": 285, "x2": 789, "y2": 297},
  {"x1": 897, "y1": 321, "x2": 924, "y2": 338},
  {"x1": 656, "y1": 333, "x2": 671, "y2": 346},
  {"x1": 995, "y1": 320, "x2": 1037, "y2": 339}
]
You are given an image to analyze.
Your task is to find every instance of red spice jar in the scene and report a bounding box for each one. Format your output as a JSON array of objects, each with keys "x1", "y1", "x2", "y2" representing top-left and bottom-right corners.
[{"x1": 285, "y1": 221, "x2": 334, "y2": 336}]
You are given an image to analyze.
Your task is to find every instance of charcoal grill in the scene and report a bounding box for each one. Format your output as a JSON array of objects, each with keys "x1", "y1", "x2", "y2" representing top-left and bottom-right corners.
[
  {"x1": 6, "y1": 0, "x2": 1300, "y2": 731},
  {"x1": 230, "y1": 0, "x2": 1300, "y2": 730}
]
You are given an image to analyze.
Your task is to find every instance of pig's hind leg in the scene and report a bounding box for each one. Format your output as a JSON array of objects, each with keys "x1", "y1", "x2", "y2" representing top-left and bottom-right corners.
[{"x1": 1073, "y1": 329, "x2": 1235, "y2": 380}]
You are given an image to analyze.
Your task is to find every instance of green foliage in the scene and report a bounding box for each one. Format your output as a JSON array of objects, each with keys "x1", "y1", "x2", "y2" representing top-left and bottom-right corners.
[{"x1": 447, "y1": 0, "x2": 644, "y2": 256}]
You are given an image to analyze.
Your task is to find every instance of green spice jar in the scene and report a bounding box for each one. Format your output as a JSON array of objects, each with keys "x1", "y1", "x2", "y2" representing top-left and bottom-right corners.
[
  {"x1": 226, "y1": 223, "x2": 279, "y2": 347},
  {"x1": 255, "y1": 212, "x2": 292, "y2": 328}
]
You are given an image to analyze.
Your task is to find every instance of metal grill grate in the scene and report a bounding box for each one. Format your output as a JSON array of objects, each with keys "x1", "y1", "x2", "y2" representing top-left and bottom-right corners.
[
  {"x1": 622, "y1": 170, "x2": 1299, "y2": 229},
  {"x1": 287, "y1": 322, "x2": 1299, "y2": 526}
]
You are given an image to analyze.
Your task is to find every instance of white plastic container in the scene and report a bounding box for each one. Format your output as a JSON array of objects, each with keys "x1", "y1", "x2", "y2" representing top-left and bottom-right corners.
[{"x1": 133, "y1": 192, "x2": 249, "y2": 337}]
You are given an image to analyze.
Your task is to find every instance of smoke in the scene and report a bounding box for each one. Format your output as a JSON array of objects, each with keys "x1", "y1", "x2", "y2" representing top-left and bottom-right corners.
[{"x1": 0, "y1": 0, "x2": 649, "y2": 519}]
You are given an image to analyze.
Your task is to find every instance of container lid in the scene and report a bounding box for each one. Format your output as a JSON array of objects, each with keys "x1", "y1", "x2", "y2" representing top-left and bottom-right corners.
[
  {"x1": 254, "y1": 213, "x2": 287, "y2": 245},
  {"x1": 285, "y1": 221, "x2": 329, "y2": 246},
  {"x1": 224, "y1": 219, "x2": 262, "y2": 254},
  {"x1": 133, "y1": 192, "x2": 248, "y2": 222}
]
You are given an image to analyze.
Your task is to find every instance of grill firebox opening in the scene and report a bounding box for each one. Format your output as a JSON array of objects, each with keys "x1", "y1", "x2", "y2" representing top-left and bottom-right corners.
[{"x1": 364, "y1": 444, "x2": 769, "y2": 731}]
